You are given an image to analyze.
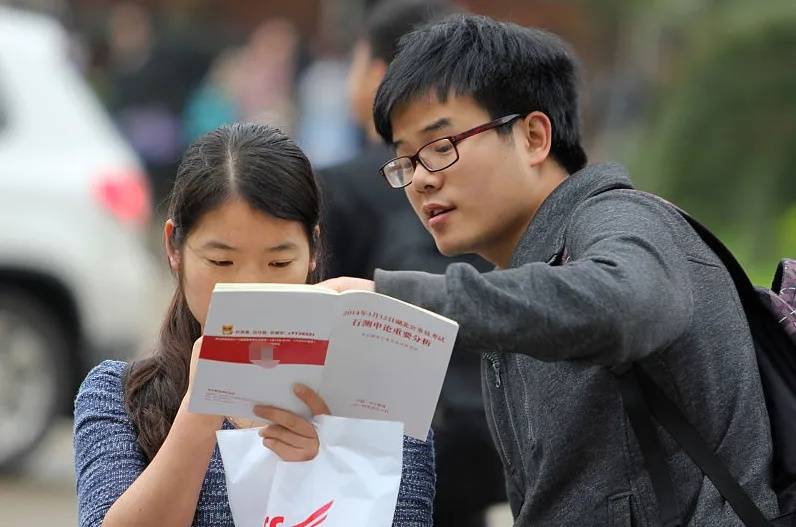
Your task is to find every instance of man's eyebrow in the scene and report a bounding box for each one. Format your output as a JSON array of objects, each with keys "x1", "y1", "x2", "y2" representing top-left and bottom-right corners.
[
  {"x1": 420, "y1": 117, "x2": 452, "y2": 134},
  {"x1": 393, "y1": 117, "x2": 453, "y2": 149}
]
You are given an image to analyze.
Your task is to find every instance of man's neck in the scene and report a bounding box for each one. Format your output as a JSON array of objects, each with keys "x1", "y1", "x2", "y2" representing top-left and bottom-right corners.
[{"x1": 483, "y1": 163, "x2": 569, "y2": 268}]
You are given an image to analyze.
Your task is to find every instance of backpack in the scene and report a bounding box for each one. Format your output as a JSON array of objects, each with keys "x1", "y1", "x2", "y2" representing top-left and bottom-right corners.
[{"x1": 617, "y1": 204, "x2": 796, "y2": 526}]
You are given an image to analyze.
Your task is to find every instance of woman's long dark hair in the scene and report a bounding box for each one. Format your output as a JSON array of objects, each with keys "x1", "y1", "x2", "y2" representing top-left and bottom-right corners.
[{"x1": 124, "y1": 123, "x2": 324, "y2": 461}]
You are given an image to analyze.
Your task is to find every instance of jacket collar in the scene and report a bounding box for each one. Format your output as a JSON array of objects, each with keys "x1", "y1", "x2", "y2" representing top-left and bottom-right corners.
[{"x1": 509, "y1": 162, "x2": 634, "y2": 267}]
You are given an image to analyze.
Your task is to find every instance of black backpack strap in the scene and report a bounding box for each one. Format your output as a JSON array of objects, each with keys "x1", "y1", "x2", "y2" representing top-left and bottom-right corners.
[
  {"x1": 616, "y1": 364, "x2": 682, "y2": 527},
  {"x1": 621, "y1": 364, "x2": 773, "y2": 526},
  {"x1": 613, "y1": 194, "x2": 781, "y2": 525},
  {"x1": 575, "y1": 186, "x2": 789, "y2": 522}
]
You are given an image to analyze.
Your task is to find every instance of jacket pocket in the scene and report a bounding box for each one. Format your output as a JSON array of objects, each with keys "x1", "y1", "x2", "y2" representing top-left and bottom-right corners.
[{"x1": 608, "y1": 492, "x2": 634, "y2": 527}]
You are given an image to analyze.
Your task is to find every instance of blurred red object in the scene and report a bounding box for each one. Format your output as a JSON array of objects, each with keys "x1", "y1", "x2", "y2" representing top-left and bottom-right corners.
[{"x1": 93, "y1": 168, "x2": 152, "y2": 227}]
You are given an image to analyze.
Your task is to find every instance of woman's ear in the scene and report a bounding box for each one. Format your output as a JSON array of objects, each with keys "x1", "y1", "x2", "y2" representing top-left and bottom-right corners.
[
  {"x1": 309, "y1": 225, "x2": 321, "y2": 273},
  {"x1": 163, "y1": 219, "x2": 181, "y2": 273}
]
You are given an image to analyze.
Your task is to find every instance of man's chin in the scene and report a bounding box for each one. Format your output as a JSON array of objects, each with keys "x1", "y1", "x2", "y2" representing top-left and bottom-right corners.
[{"x1": 433, "y1": 237, "x2": 470, "y2": 258}]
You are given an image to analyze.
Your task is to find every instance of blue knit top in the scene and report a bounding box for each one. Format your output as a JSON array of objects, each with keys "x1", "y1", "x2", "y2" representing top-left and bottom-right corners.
[{"x1": 74, "y1": 361, "x2": 435, "y2": 526}]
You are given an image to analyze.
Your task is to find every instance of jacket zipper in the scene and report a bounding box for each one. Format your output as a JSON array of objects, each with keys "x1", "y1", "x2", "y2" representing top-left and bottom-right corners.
[
  {"x1": 486, "y1": 352, "x2": 502, "y2": 388},
  {"x1": 483, "y1": 352, "x2": 511, "y2": 472}
]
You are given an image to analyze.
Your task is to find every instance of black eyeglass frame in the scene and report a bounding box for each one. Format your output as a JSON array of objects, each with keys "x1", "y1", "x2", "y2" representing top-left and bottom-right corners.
[{"x1": 379, "y1": 113, "x2": 523, "y2": 189}]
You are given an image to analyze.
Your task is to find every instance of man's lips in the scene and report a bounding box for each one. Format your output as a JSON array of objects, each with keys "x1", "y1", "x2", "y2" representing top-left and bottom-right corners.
[
  {"x1": 423, "y1": 205, "x2": 456, "y2": 228},
  {"x1": 429, "y1": 210, "x2": 454, "y2": 228},
  {"x1": 422, "y1": 203, "x2": 455, "y2": 218}
]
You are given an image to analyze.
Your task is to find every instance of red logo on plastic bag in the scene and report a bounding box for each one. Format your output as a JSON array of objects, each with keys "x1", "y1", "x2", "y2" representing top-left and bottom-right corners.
[{"x1": 264, "y1": 500, "x2": 334, "y2": 527}]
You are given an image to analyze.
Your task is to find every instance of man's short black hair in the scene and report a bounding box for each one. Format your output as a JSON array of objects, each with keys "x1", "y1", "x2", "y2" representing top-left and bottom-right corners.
[
  {"x1": 373, "y1": 14, "x2": 588, "y2": 174},
  {"x1": 363, "y1": 0, "x2": 458, "y2": 64}
]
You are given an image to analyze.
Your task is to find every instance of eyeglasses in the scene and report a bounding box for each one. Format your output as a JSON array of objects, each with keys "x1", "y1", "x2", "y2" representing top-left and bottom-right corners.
[{"x1": 379, "y1": 114, "x2": 522, "y2": 189}]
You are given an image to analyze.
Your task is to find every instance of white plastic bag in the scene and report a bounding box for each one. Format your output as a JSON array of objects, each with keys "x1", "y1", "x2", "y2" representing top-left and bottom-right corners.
[{"x1": 217, "y1": 415, "x2": 404, "y2": 527}]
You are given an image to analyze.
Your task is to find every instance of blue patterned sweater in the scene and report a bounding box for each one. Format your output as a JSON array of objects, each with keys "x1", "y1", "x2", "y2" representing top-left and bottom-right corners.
[{"x1": 74, "y1": 361, "x2": 435, "y2": 526}]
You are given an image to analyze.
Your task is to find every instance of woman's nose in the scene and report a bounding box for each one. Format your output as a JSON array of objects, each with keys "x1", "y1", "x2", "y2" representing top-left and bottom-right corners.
[{"x1": 234, "y1": 264, "x2": 269, "y2": 284}]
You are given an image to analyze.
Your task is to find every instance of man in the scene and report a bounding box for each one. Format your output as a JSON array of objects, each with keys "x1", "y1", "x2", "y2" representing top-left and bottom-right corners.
[
  {"x1": 321, "y1": 14, "x2": 779, "y2": 525},
  {"x1": 320, "y1": 2, "x2": 504, "y2": 526}
]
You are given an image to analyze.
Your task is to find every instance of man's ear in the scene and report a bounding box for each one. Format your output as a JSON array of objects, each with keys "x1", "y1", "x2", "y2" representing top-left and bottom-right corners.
[
  {"x1": 520, "y1": 111, "x2": 554, "y2": 165},
  {"x1": 163, "y1": 219, "x2": 181, "y2": 273}
]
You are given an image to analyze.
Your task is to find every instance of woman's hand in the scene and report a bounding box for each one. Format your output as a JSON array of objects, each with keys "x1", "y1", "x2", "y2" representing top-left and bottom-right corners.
[
  {"x1": 254, "y1": 384, "x2": 330, "y2": 461},
  {"x1": 186, "y1": 337, "x2": 329, "y2": 460},
  {"x1": 180, "y1": 336, "x2": 224, "y2": 430},
  {"x1": 187, "y1": 336, "x2": 203, "y2": 392}
]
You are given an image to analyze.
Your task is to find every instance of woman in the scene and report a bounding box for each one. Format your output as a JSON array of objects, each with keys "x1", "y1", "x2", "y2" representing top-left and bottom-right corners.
[{"x1": 74, "y1": 123, "x2": 435, "y2": 527}]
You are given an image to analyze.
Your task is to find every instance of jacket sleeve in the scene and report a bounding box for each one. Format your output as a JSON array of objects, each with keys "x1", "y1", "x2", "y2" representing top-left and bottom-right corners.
[
  {"x1": 374, "y1": 191, "x2": 694, "y2": 366},
  {"x1": 392, "y1": 431, "x2": 436, "y2": 526},
  {"x1": 73, "y1": 361, "x2": 147, "y2": 527}
]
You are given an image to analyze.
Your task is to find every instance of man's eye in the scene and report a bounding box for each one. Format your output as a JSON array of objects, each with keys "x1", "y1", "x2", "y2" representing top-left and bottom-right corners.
[
  {"x1": 269, "y1": 261, "x2": 292, "y2": 268},
  {"x1": 208, "y1": 259, "x2": 233, "y2": 267}
]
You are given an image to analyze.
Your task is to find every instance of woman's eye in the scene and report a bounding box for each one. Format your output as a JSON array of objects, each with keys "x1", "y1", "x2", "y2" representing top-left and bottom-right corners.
[
  {"x1": 269, "y1": 261, "x2": 292, "y2": 268},
  {"x1": 208, "y1": 259, "x2": 233, "y2": 267}
]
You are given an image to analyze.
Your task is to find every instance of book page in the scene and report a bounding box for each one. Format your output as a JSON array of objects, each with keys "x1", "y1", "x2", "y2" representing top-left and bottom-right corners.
[
  {"x1": 189, "y1": 285, "x2": 341, "y2": 421},
  {"x1": 319, "y1": 291, "x2": 458, "y2": 440}
]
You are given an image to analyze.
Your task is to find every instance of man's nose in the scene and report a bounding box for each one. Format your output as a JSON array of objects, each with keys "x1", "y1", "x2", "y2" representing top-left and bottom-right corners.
[{"x1": 411, "y1": 162, "x2": 443, "y2": 193}]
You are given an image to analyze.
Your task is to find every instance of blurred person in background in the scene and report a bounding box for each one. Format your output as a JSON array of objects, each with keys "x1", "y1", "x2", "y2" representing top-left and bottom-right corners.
[
  {"x1": 73, "y1": 123, "x2": 435, "y2": 527},
  {"x1": 105, "y1": 1, "x2": 209, "y2": 207},
  {"x1": 294, "y1": 47, "x2": 359, "y2": 167},
  {"x1": 181, "y1": 48, "x2": 245, "y2": 144},
  {"x1": 182, "y1": 18, "x2": 301, "y2": 146},
  {"x1": 321, "y1": 1, "x2": 505, "y2": 525},
  {"x1": 237, "y1": 18, "x2": 300, "y2": 135}
]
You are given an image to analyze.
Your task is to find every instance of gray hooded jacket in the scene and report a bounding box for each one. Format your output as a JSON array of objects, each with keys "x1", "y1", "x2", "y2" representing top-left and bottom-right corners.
[{"x1": 375, "y1": 163, "x2": 778, "y2": 525}]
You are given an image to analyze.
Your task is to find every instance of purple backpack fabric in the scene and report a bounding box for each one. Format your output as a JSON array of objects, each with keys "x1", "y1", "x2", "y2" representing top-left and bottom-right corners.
[{"x1": 759, "y1": 259, "x2": 796, "y2": 344}]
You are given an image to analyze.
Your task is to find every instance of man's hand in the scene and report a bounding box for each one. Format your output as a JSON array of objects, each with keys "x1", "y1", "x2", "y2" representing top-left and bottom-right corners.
[{"x1": 317, "y1": 277, "x2": 375, "y2": 293}]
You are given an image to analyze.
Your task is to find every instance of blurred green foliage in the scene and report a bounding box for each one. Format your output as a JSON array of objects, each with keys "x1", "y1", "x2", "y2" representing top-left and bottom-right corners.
[{"x1": 623, "y1": 1, "x2": 796, "y2": 285}]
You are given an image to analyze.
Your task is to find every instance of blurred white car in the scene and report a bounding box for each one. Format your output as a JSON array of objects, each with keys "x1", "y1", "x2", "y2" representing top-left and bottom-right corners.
[{"x1": 0, "y1": 7, "x2": 160, "y2": 469}]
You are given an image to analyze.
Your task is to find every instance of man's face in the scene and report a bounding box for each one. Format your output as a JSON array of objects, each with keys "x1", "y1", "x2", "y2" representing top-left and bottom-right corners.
[{"x1": 390, "y1": 94, "x2": 544, "y2": 266}]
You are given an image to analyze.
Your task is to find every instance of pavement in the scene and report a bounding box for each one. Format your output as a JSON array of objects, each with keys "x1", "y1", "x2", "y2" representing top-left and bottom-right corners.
[{"x1": 0, "y1": 418, "x2": 77, "y2": 527}]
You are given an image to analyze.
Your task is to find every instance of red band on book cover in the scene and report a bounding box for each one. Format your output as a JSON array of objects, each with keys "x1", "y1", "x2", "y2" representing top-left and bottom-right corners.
[{"x1": 200, "y1": 336, "x2": 328, "y2": 366}]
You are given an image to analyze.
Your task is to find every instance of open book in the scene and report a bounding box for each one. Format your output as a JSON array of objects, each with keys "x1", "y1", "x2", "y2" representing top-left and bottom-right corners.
[{"x1": 188, "y1": 283, "x2": 459, "y2": 440}]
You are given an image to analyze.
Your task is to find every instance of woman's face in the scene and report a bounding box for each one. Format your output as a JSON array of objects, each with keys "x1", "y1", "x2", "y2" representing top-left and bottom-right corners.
[{"x1": 165, "y1": 197, "x2": 315, "y2": 326}]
